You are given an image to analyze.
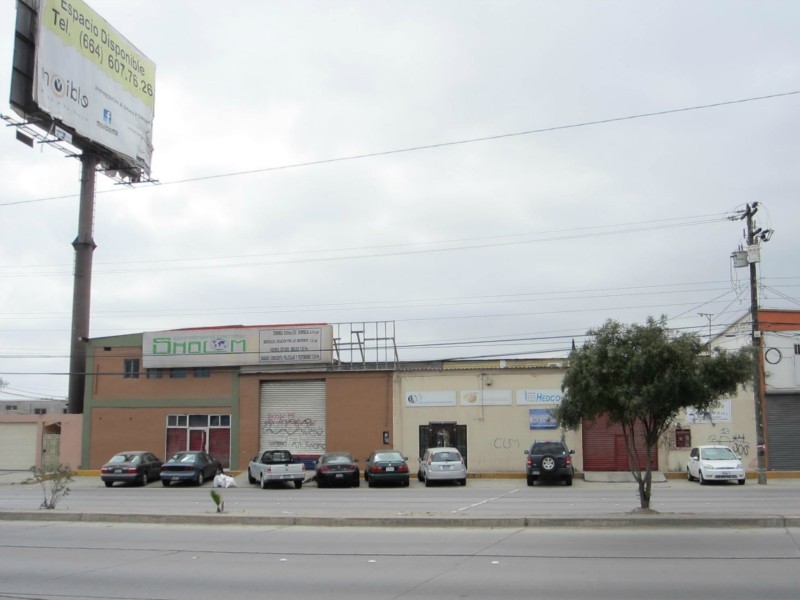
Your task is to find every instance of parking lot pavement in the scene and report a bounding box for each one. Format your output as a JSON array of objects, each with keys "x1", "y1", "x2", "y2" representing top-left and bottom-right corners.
[{"x1": 1, "y1": 470, "x2": 800, "y2": 528}]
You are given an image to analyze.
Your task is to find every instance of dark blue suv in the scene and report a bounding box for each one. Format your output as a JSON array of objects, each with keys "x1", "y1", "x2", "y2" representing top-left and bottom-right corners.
[{"x1": 524, "y1": 440, "x2": 574, "y2": 486}]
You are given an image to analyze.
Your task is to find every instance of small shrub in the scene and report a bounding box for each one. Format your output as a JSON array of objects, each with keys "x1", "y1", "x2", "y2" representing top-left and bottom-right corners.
[
  {"x1": 210, "y1": 489, "x2": 224, "y2": 513},
  {"x1": 31, "y1": 464, "x2": 74, "y2": 510}
]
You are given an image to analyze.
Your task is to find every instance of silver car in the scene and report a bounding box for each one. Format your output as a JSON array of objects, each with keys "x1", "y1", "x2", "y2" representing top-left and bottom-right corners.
[
  {"x1": 418, "y1": 447, "x2": 467, "y2": 486},
  {"x1": 686, "y1": 445, "x2": 746, "y2": 485}
]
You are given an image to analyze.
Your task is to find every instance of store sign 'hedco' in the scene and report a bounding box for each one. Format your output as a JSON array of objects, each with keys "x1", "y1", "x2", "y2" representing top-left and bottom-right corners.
[{"x1": 142, "y1": 325, "x2": 333, "y2": 368}]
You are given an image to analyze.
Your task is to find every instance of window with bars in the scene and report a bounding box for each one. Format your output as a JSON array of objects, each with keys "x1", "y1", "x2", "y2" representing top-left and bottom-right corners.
[{"x1": 123, "y1": 359, "x2": 140, "y2": 379}]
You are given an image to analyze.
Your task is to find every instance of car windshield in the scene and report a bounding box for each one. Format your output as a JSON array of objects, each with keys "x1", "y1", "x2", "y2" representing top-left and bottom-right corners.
[
  {"x1": 109, "y1": 454, "x2": 139, "y2": 464},
  {"x1": 533, "y1": 442, "x2": 566, "y2": 454},
  {"x1": 169, "y1": 454, "x2": 196, "y2": 464},
  {"x1": 701, "y1": 447, "x2": 737, "y2": 460},
  {"x1": 374, "y1": 453, "x2": 403, "y2": 462},
  {"x1": 432, "y1": 452, "x2": 460, "y2": 462},
  {"x1": 323, "y1": 454, "x2": 353, "y2": 464}
]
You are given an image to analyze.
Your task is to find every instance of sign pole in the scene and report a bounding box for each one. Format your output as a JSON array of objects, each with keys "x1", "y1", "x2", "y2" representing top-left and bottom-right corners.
[{"x1": 67, "y1": 152, "x2": 97, "y2": 414}]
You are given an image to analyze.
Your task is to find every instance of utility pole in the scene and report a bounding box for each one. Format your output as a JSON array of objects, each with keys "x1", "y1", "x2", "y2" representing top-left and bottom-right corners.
[{"x1": 736, "y1": 202, "x2": 772, "y2": 485}]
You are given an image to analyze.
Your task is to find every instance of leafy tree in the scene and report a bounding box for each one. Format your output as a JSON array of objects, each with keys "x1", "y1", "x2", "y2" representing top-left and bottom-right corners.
[{"x1": 554, "y1": 317, "x2": 752, "y2": 510}]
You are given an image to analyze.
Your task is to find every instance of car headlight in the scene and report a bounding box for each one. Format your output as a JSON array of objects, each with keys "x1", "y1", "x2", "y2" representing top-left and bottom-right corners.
[
  {"x1": 736, "y1": 463, "x2": 743, "y2": 469},
  {"x1": 701, "y1": 462, "x2": 714, "y2": 470}
]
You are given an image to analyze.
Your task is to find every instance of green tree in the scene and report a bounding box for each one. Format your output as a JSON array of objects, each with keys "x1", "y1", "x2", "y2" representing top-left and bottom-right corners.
[{"x1": 554, "y1": 317, "x2": 752, "y2": 510}]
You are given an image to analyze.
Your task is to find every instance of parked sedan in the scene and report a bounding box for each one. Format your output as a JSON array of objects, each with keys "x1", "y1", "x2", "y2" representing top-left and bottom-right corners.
[
  {"x1": 364, "y1": 450, "x2": 410, "y2": 487},
  {"x1": 418, "y1": 447, "x2": 467, "y2": 486},
  {"x1": 160, "y1": 451, "x2": 222, "y2": 486},
  {"x1": 687, "y1": 445, "x2": 746, "y2": 485},
  {"x1": 315, "y1": 452, "x2": 360, "y2": 488},
  {"x1": 100, "y1": 451, "x2": 162, "y2": 487}
]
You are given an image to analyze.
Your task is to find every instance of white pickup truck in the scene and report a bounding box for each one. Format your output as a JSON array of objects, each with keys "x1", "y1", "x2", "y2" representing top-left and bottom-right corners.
[{"x1": 247, "y1": 450, "x2": 306, "y2": 489}]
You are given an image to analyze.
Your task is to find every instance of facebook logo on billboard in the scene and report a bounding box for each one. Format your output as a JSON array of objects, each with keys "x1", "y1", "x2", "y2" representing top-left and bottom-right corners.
[{"x1": 103, "y1": 109, "x2": 112, "y2": 125}]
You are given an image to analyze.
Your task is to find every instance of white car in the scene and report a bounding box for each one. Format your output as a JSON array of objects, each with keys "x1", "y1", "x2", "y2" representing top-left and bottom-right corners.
[
  {"x1": 686, "y1": 445, "x2": 746, "y2": 485},
  {"x1": 418, "y1": 447, "x2": 467, "y2": 486}
]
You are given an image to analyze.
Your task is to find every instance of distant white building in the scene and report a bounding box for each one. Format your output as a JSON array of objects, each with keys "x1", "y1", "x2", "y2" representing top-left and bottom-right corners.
[{"x1": 0, "y1": 399, "x2": 67, "y2": 415}]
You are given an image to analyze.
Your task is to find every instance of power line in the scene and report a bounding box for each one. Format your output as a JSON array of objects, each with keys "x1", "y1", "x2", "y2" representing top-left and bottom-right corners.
[{"x1": 2, "y1": 91, "x2": 797, "y2": 208}]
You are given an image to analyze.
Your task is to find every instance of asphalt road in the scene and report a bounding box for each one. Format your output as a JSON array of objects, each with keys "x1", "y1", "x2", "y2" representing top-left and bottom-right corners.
[
  {"x1": 1, "y1": 521, "x2": 799, "y2": 599},
  {"x1": 1, "y1": 473, "x2": 799, "y2": 527}
]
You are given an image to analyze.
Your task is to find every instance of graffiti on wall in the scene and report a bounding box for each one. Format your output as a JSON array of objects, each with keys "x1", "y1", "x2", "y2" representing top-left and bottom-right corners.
[
  {"x1": 261, "y1": 412, "x2": 325, "y2": 452},
  {"x1": 492, "y1": 438, "x2": 521, "y2": 451},
  {"x1": 707, "y1": 428, "x2": 750, "y2": 457}
]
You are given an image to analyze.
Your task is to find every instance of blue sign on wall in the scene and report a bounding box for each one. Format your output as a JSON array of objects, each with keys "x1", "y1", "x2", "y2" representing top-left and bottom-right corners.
[{"x1": 529, "y1": 408, "x2": 558, "y2": 430}]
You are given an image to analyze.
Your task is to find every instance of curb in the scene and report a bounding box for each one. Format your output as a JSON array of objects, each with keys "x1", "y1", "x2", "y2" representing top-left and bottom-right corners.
[{"x1": 1, "y1": 511, "x2": 798, "y2": 529}]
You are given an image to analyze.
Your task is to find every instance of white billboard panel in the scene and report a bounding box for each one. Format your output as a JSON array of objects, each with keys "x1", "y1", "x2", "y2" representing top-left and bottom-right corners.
[
  {"x1": 142, "y1": 325, "x2": 334, "y2": 369},
  {"x1": 34, "y1": 0, "x2": 155, "y2": 174}
]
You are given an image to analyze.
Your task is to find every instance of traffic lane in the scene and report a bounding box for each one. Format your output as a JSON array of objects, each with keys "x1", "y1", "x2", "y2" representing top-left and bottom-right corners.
[
  {"x1": 1, "y1": 476, "x2": 799, "y2": 517},
  {"x1": 1, "y1": 523, "x2": 799, "y2": 600}
]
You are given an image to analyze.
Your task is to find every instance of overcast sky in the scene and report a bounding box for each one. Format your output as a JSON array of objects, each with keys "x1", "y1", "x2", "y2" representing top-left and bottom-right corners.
[{"x1": 1, "y1": 1, "x2": 798, "y2": 401}]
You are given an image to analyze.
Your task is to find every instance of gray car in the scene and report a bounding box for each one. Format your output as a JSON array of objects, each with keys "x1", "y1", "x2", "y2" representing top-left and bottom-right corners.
[
  {"x1": 418, "y1": 447, "x2": 467, "y2": 486},
  {"x1": 100, "y1": 451, "x2": 162, "y2": 487}
]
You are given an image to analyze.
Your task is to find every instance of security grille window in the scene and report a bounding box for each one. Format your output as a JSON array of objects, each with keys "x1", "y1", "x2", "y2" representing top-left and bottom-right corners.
[
  {"x1": 193, "y1": 367, "x2": 211, "y2": 378},
  {"x1": 5, "y1": 405, "x2": 17, "y2": 411},
  {"x1": 123, "y1": 359, "x2": 140, "y2": 379},
  {"x1": 146, "y1": 368, "x2": 164, "y2": 379},
  {"x1": 675, "y1": 428, "x2": 691, "y2": 448},
  {"x1": 795, "y1": 344, "x2": 800, "y2": 355},
  {"x1": 34, "y1": 408, "x2": 46, "y2": 415},
  {"x1": 169, "y1": 368, "x2": 187, "y2": 379}
]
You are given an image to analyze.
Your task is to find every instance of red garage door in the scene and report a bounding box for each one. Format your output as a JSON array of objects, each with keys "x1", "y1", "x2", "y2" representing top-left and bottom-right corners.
[{"x1": 582, "y1": 414, "x2": 657, "y2": 471}]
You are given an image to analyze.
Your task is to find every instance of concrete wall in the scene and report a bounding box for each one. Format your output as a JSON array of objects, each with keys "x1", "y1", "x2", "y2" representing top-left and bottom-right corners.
[{"x1": 395, "y1": 368, "x2": 580, "y2": 475}]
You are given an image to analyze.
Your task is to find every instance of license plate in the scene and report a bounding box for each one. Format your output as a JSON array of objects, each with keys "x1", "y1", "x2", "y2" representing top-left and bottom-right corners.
[
  {"x1": 282, "y1": 474, "x2": 292, "y2": 479},
  {"x1": 114, "y1": 469, "x2": 122, "y2": 474},
  {"x1": 444, "y1": 465, "x2": 452, "y2": 470},
  {"x1": 386, "y1": 467, "x2": 395, "y2": 472},
  {"x1": 171, "y1": 477, "x2": 180, "y2": 481},
  {"x1": 335, "y1": 473, "x2": 343, "y2": 478}
]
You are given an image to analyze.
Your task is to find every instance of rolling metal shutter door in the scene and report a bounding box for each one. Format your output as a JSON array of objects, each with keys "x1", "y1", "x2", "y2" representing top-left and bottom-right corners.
[
  {"x1": 582, "y1": 414, "x2": 657, "y2": 472},
  {"x1": 259, "y1": 381, "x2": 326, "y2": 455},
  {"x1": 766, "y1": 395, "x2": 800, "y2": 470},
  {"x1": 0, "y1": 423, "x2": 37, "y2": 470}
]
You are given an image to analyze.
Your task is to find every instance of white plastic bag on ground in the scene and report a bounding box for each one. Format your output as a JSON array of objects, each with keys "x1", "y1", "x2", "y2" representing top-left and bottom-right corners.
[{"x1": 213, "y1": 474, "x2": 238, "y2": 488}]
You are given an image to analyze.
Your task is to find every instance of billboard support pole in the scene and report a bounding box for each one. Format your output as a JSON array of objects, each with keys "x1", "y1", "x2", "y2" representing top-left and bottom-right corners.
[{"x1": 67, "y1": 152, "x2": 98, "y2": 414}]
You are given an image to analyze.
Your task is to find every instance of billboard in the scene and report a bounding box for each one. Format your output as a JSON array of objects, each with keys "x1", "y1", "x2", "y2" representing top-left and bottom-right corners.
[
  {"x1": 10, "y1": 0, "x2": 155, "y2": 176},
  {"x1": 142, "y1": 325, "x2": 335, "y2": 369}
]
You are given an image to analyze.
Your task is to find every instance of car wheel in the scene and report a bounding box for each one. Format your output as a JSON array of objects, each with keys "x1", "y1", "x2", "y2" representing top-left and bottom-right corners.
[
  {"x1": 687, "y1": 468, "x2": 694, "y2": 482},
  {"x1": 541, "y1": 455, "x2": 557, "y2": 472},
  {"x1": 294, "y1": 480, "x2": 303, "y2": 489},
  {"x1": 425, "y1": 477, "x2": 432, "y2": 487},
  {"x1": 403, "y1": 478, "x2": 409, "y2": 487},
  {"x1": 738, "y1": 478, "x2": 746, "y2": 485},
  {"x1": 368, "y1": 479, "x2": 375, "y2": 488},
  {"x1": 161, "y1": 479, "x2": 169, "y2": 487},
  {"x1": 260, "y1": 475, "x2": 268, "y2": 490},
  {"x1": 565, "y1": 476, "x2": 573, "y2": 487},
  {"x1": 104, "y1": 481, "x2": 113, "y2": 488},
  {"x1": 248, "y1": 469, "x2": 256, "y2": 485},
  {"x1": 140, "y1": 472, "x2": 148, "y2": 486},
  {"x1": 353, "y1": 477, "x2": 360, "y2": 488},
  {"x1": 417, "y1": 471, "x2": 424, "y2": 482},
  {"x1": 196, "y1": 471, "x2": 204, "y2": 486},
  {"x1": 317, "y1": 478, "x2": 326, "y2": 488},
  {"x1": 699, "y1": 471, "x2": 707, "y2": 485},
  {"x1": 460, "y1": 478, "x2": 467, "y2": 486},
  {"x1": 526, "y1": 475, "x2": 534, "y2": 487}
]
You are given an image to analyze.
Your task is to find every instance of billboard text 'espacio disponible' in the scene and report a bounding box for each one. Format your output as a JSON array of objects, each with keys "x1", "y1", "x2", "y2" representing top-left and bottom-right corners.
[{"x1": 31, "y1": 0, "x2": 155, "y2": 175}]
